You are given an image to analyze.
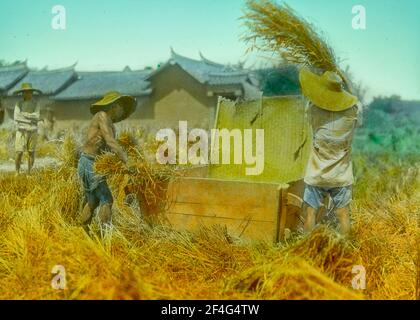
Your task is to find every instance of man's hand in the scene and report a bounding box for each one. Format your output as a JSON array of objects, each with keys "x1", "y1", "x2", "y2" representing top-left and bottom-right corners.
[{"x1": 16, "y1": 118, "x2": 32, "y2": 125}]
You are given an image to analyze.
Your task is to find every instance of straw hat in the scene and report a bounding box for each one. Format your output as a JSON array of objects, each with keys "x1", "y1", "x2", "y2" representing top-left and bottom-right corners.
[
  {"x1": 13, "y1": 83, "x2": 43, "y2": 95},
  {"x1": 299, "y1": 68, "x2": 358, "y2": 112},
  {"x1": 91, "y1": 91, "x2": 136, "y2": 122}
]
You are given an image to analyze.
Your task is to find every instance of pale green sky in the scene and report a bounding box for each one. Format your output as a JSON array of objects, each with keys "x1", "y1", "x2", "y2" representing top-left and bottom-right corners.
[{"x1": 1, "y1": 0, "x2": 419, "y2": 101}]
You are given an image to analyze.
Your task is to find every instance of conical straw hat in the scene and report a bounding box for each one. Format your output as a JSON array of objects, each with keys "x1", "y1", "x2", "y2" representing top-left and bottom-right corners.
[
  {"x1": 91, "y1": 91, "x2": 136, "y2": 122},
  {"x1": 299, "y1": 68, "x2": 358, "y2": 112},
  {"x1": 13, "y1": 83, "x2": 43, "y2": 95}
]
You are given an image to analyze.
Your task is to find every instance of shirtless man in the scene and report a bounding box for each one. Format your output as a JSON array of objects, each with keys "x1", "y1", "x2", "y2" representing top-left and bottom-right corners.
[{"x1": 77, "y1": 91, "x2": 136, "y2": 229}]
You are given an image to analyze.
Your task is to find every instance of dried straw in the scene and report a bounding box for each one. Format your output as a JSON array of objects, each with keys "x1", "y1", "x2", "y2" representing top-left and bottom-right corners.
[
  {"x1": 94, "y1": 131, "x2": 178, "y2": 220},
  {"x1": 0, "y1": 127, "x2": 417, "y2": 300},
  {"x1": 242, "y1": 0, "x2": 351, "y2": 87}
]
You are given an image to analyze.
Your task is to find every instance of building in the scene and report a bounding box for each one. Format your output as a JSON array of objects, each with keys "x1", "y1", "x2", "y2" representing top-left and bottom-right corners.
[
  {"x1": 143, "y1": 49, "x2": 260, "y2": 128},
  {"x1": 53, "y1": 69, "x2": 152, "y2": 121},
  {"x1": 0, "y1": 62, "x2": 29, "y2": 93},
  {"x1": 3, "y1": 65, "x2": 77, "y2": 121},
  {"x1": 0, "y1": 50, "x2": 261, "y2": 129}
]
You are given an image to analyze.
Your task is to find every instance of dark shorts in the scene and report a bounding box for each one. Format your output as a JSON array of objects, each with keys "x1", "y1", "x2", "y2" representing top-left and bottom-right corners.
[
  {"x1": 303, "y1": 184, "x2": 352, "y2": 210},
  {"x1": 77, "y1": 153, "x2": 113, "y2": 206}
]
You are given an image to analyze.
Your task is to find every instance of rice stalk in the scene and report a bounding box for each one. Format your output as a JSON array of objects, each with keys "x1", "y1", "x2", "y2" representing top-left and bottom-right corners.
[
  {"x1": 242, "y1": 0, "x2": 350, "y2": 86},
  {"x1": 0, "y1": 127, "x2": 417, "y2": 300}
]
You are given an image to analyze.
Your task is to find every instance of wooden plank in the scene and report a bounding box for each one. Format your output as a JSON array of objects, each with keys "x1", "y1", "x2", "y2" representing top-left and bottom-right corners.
[
  {"x1": 176, "y1": 166, "x2": 209, "y2": 178},
  {"x1": 278, "y1": 188, "x2": 288, "y2": 241},
  {"x1": 287, "y1": 193, "x2": 303, "y2": 207},
  {"x1": 164, "y1": 177, "x2": 289, "y2": 243},
  {"x1": 166, "y1": 213, "x2": 277, "y2": 243},
  {"x1": 167, "y1": 177, "x2": 283, "y2": 207},
  {"x1": 274, "y1": 186, "x2": 282, "y2": 243},
  {"x1": 285, "y1": 179, "x2": 304, "y2": 231},
  {"x1": 169, "y1": 202, "x2": 276, "y2": 222},
  {"x1": 286, "y1": 205, "x2": 302, "y2": 231}
]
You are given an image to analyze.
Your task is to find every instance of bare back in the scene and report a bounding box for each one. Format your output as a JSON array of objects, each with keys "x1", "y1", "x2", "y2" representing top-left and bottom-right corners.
[{"x1": 82, "y1": 111, "x2": 127, "y2": 162}]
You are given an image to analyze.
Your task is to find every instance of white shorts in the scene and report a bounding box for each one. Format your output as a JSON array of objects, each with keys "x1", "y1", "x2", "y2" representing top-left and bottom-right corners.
[
  {"x1": 15, "y1": 130, "x2": 38, "y2": 152},
  {"x1": 303, "y1": 184, "x2": 352, "y2": 210}
]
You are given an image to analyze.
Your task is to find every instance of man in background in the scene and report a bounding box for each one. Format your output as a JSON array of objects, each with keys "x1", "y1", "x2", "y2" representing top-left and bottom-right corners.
[{"x1": 13, "y1": 83, "x2": 43, "y2": 174}]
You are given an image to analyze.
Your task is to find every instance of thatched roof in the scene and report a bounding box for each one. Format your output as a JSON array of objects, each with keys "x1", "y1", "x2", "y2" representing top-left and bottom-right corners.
[
  {"x1": 0, "y1": 63, "x2": 29, "y2": 91},
  {"x1": 54, "y1": 70, "x2": 152, "y2": 101},
  {"x1": 207, "y1": 72, "x2": 254, "y2": 86},
  {"x1": 149, "y1": 49, "x2": 254, "y2": 87},
  {"x1": 7, "y1": 65, "x2": 77, "y2": 96}
]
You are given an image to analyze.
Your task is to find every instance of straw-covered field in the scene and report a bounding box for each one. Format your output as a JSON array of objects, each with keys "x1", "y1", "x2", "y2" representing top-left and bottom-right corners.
[{"x1": 0, "y1": 126, "x2": 418, "y2": 300}]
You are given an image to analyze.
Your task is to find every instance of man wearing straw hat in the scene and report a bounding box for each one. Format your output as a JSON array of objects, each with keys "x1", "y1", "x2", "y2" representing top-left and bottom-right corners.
[
  {"x1": 13, "y1": 83, "x2": 43, "y2": 174},
  {"x1": 78, "y1": 91, "x2": 136, "y2": 231},
  {"x1": 299, "y1": 68, "x2": 360, "y2": 236}
]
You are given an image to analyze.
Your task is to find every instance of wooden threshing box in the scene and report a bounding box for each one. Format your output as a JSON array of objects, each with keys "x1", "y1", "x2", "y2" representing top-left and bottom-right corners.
[
  {"x1": 162, "y1": 175, "x2": 304, "y2": 243},
  {"x1": 161, "y1": 96, "x2": 309, "y2": 243},
  {"x1": 165, "y1": 177, "x2": 288, "y2": 243}
]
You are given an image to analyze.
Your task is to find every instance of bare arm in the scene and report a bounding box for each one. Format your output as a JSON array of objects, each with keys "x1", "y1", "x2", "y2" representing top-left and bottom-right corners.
[
  {"x1": 22, "y1": 111, "x2": 40, "y2": 120},
  {"x1": 14, "y1": 103, "x2": 31, "y2": 124},
  {"x1": 14, "y1": 102, "x2": 41, "y2": 123},
  {"x1": 97, "y1": 112, "x2": 128, "y2": 163},
  {"x1": 22, "y1": 103, "x2": 41, "y2": 121},
  {"x1": 294, "y1": 97, "x2": 310, "y2": 159}
]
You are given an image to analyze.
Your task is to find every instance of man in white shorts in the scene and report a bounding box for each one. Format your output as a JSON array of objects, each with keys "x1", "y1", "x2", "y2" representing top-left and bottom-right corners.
[
  {"x1": 299, "y1": 68, "x2": 361, "y2": 236},
  {"x1": 13, "y1": 83, "x2": 43, "y2": 174}
]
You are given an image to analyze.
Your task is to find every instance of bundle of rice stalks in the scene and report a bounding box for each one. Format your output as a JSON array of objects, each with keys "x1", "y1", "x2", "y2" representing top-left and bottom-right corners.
[
  {"x1": 118, "y1": 130, "x2": 138, "y2": 156},
  {"x1": 116, "y1": 225, "x2": 255, "y2": 299},
  {"x1": 94, "y1": 132, "x2": 178, "y2": 221},
  {"x1": 242, "y1": 0, "x2": 350, "y2": 86},
  {"x1": 224, "y1": 226, "x2": 357, "y2": 299},
  {"x1": 228, "y1": 255, "x2": 363, "y2": 300},
  {"x1": 287, "y1": 226, "x2": 357, "y2": 281}
]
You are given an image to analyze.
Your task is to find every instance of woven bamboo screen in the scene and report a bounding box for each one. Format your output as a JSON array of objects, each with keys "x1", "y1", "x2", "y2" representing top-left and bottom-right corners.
[{"x1": 209, "y1": 96, "x2": 310, "y2": 184}]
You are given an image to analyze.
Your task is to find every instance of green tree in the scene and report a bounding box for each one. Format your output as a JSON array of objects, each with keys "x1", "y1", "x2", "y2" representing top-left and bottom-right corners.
[
  {"x1": 369, "y1": 95, "x2": 403, "y2": 114},
  {"x1": 256, "y1": 64, "x2": 300, "y2": 96}
]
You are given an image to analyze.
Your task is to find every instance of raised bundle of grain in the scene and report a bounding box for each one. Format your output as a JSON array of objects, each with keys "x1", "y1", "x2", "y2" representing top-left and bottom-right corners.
[{"x1": 242, "y1": 0, "x2": 351, "y2": 88}]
